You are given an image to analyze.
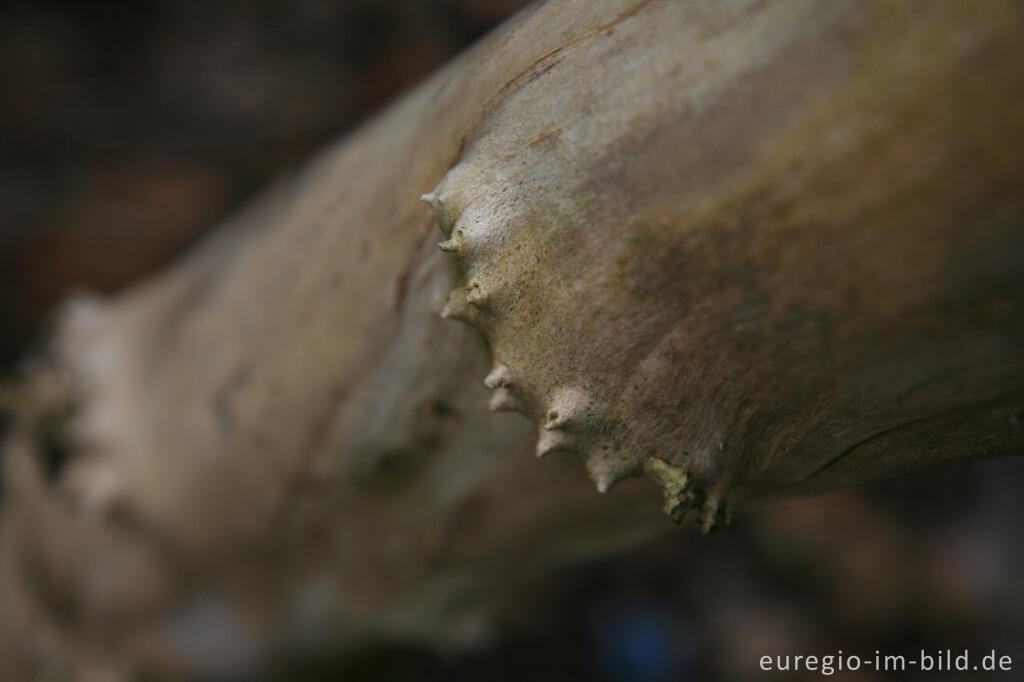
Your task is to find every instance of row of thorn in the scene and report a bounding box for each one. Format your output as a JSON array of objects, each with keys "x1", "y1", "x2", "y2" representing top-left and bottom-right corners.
[
  {"x1": 425, "y1": 188, "x2": 728, "y2": 529},
  {"x1": 483, "y1": 363, "x2": 628, "y2": 494}
]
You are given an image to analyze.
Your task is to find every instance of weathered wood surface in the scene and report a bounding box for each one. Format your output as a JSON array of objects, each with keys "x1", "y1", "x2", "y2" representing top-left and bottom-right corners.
[{"x1": 1, "y1": 0, "x2": 1022, "y2": 678}]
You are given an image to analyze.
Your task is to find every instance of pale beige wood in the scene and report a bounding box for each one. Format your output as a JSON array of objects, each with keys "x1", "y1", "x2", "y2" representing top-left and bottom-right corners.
[{"x1": 1, "y1": 1, "x2": 1022, "y2": 678}]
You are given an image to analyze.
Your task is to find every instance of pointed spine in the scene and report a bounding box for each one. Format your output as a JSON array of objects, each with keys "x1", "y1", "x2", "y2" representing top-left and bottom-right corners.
[
  {"x1": 488, "y1": 387, "x2": 520, "y2": 413},
  {"x1": 584, "y1": 449, "x2": 637, "y2": 494},
  {"x1": 438, "y1": 228, "x2": 466, "y2": 254},
  {"x1": 484, "y1": 365, "x2": 512, "y2": 390},
  {"x1": 421, "y1": 189, "x2": 455, "y2": 237},
  {"x1": 535, "y1": 428, "x2": 574, "y2": 458},
  {"x1": 440, "y1": 288, "x2": 472, "y2": 321},
  {"x1": 700, "y1": 494, "x2": 730, "y2": 533},
  {"x1": 485, "y1": 365, "x2": 523, "y2": 413}
]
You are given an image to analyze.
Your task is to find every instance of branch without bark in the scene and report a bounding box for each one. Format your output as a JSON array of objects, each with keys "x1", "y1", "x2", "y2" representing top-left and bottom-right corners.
[{"x1": 2, "y1": 0, "x2": 1023, "y2": 679}]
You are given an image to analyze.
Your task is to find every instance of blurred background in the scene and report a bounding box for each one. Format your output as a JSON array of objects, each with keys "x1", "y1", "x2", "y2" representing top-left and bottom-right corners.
[
  {"x1": 0, "y1": 0, "x2": 527, "y2": 368},
  {"x1": 1, "y1": 1, "x2": 1021, "y2": 680}
]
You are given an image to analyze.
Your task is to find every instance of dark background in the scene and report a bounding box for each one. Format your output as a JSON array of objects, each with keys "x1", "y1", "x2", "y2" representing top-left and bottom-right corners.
[
  {"x1": 1, "y1": 2, "x2": 1021, "y2": 680},
  {"x1": 0, "y1": 0, "x2": 526, "y2": 367}
]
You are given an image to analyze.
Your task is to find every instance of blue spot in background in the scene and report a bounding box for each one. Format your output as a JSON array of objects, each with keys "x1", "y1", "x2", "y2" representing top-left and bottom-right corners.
[{"x1": 588, "y1": 599, "x2": 698, "y2": 682}]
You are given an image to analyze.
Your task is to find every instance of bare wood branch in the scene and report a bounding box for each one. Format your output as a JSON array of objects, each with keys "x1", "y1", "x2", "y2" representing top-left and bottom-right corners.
[{"x1": 2, "y1": 0, "x2": 1022, "y2": 678}]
